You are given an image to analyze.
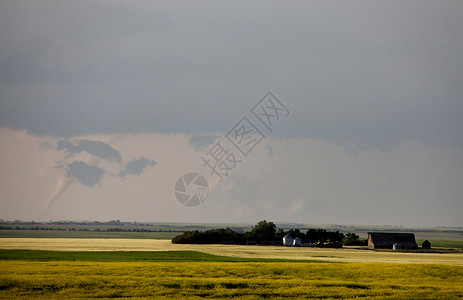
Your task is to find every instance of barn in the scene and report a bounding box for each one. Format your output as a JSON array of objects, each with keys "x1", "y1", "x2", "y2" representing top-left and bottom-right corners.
[{"x1": 367, "y1": 232, "x2": 418, "y2": 250}]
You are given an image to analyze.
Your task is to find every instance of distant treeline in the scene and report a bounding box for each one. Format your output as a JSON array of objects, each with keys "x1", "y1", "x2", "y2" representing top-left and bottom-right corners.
[
  {"x1": 172, "y1": 220, "x2": 367, "y2": 246},
  {"x1": 0, "y1": 220, "x2": 140, "y2": 226},
  {"x1": 0, "y1": 226, "x2": 182, "y2": 233}
]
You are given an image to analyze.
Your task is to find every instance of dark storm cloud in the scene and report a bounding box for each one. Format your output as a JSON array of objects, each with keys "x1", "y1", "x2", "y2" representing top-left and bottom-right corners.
[
  {"x1": 0, "y1": 0, "x2": 462, "y2": 150},
  {"x1": 0, "y1": 0, "x2": 172, "y2": 85},
  {"x1": 57, "y1": 140, "x2": 122, "y2": 164},
  {"x1": 119, "y1": 157, "x2": 156, "y2": 177},
  {"x1": 66, "y1": 160, "x2": 105, "y2": 187}
]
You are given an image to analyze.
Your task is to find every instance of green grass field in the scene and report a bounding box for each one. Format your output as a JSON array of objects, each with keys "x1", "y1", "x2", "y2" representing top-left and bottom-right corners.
[
  {"x1": 1, "y1": 251, "x2": 462, "y2": 299},
  {"x1": 0, "y1": 250, "x2": 324, "y2": 263}
]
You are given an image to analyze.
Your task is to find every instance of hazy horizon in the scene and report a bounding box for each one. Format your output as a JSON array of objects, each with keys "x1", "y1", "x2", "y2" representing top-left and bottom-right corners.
[{"x1": 4, "y1": 218, "x2": 463, "y2": 231}]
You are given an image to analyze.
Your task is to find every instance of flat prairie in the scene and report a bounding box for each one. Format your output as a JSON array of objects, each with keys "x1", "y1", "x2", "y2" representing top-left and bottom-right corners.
[{"x1": 1, "y1": 238, "x2": 462, "y2": 265}]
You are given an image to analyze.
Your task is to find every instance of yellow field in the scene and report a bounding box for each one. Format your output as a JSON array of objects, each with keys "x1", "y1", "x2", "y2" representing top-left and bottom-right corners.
[
  {"x1": 2, "y1": 260, "x2": 463, "y2": 299},
  {"x1": 1, "y1": 238, "x2": 463, "y2": 298},
  {"x1": 1, "y1": 238, "x2": 462, "y2": 265}
]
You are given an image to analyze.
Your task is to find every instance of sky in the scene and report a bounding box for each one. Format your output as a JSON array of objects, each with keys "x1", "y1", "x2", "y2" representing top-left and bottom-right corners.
[{"x1": 1, "y1": 0, "x2": 462, "y2": 226}]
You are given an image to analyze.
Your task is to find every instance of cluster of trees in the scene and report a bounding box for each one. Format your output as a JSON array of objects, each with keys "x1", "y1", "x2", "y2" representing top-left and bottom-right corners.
[
  {"x1": 172, "y1": 220, "x2": 361, "y2": 246},
  {"x1": 343, "y1": 232, "x2": 368, "y2": 246},
  {"x1": 171, "y1": 228, "x2": 243, "y2": 244}
]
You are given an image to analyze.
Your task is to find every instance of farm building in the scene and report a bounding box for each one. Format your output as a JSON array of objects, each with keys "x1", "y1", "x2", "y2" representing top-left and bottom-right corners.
[
  {"x1": 422, "y1": 240, "x2": 431, "y2": 249},
  {"x1": 367, "y1": 232, "x2": 418, "y2": 250},
  {"x1": 283, "y1": 233, "x2": 293, "y2": 246},
  {"x1": 293, "y1": 237, "x2": 302, "y2": 246}
]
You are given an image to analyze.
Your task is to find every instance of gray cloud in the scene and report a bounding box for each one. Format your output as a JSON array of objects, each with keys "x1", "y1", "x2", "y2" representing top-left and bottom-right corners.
[
  {"x1": 66, "y1": 160, "x2": 105, "y2": 187},
  {"x1": 56, "y1": 141, "x2": 75, "y2": 153},
  {"x1": 0, "y1": 0, "x2": 462, "y2": 153},
  {"x1": 189, "y1": 134, "x2": 219, "y2": 152},
  {"x1": 0, "y1": 1, "x2": 172, "y2": 84},
  {"x1": 57, "y1": 139, "x2": 122, "y2": 164},
  {"x1": 119, "y1": 157, "x2": 156, "y2": 178}
]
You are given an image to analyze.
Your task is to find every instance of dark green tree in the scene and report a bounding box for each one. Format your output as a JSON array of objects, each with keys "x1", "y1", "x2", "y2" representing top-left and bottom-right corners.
[
  {"x1": 306, "y1": 229, "x2": 319, "y2": 244},
  {"x1": 275, "y1": 228, "x2": 287, "y2": 240},
  {"x1": 327, "y1": 230, "x2": 344, "y2": 243},
  {"x1": 287, "y1": 229, "x2": 301, "y2": 241},
  {"x1": 317, "y1": 229, "x2": 328, "y2": 245},
  {"x1": 245, "y1": 220, "x2": 277, "y2": 241},
  {"x1": 342, "y1": 233, "x2": 367, "y2": 246}
]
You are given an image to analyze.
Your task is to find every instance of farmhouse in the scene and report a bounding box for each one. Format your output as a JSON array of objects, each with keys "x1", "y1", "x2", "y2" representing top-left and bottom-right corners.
[
  {"x1": 282, "y1": 233, "x2": 293, "y2": 246},
  {"x1": 367, "y1": 232, "x2": 418, "y2": 250},
  {"x1": 293, "y1": 237, "x2": 302, "y2": 246}
]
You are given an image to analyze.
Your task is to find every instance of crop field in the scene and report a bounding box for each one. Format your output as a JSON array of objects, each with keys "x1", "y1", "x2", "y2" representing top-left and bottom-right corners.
[
  {"x1": 1, "y1": 239, "x2": 463, "y2": 299},
  {"x1": 1, "y1": 254, "x2": 463, "y2": 299}
]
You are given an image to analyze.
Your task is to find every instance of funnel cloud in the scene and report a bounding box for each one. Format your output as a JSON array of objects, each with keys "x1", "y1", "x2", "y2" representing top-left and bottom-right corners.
[{"x1": 43, "y1": 139, "x2": 157, "y2": 211}]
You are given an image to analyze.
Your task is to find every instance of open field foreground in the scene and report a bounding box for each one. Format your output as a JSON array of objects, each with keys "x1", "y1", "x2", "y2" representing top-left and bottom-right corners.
[
  {"x1": 1, "y1": 240, "x2": 463, "y2": 299},
  {"x1": 1, "y1": 260, "x2": 463, "y2": 299},
  {"x1": 1, "y1": 238, "x2": 462, "y2": 265}
]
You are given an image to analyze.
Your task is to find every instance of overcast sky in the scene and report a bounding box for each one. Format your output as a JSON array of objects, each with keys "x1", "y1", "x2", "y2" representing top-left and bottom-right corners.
[{"x1": 1, "y1": 0, "x2": 462, "y2": 226}]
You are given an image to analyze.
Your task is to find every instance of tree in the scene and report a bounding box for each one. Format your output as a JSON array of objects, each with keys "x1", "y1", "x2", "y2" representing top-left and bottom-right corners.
[
  {"x1": 306, "y1": 229, "x2": 319, "y2": 244},
  {"x1": 317, "y1": 229, "x2": 327, "y2": 245},
  {"x1": 171, "y1": 228, "x2": 243, "y2": 244},
  {"x1": 343, "y1": 233, "x2": 361, "y2": 246},
  {"x1": 245, "y1": 220, "x2": 277, "y2": 241},
  {"x1": 327, "y1": 230, "x2": 344, "y2": 243},
  {"x1": 287, "y1": 229, "x2": 301, "y2": 238},
  {"x1": 275, "y1": 228, "x2": 287, "y2": 240}
]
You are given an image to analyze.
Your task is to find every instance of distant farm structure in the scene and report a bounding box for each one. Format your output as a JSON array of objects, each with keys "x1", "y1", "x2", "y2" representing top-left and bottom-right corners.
[
  {"x1": 368, "y1": 232, "x2": 418, "y2": 250},
  {"x1": 293, "y1": 237, "x2": 302, "y2": 247},
  {"x1": 283, "y1": 233, "x2": 293, "y2": 246},
  {"x1": 422, "y1": 240, "x2": 431, "y2": 249}
]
